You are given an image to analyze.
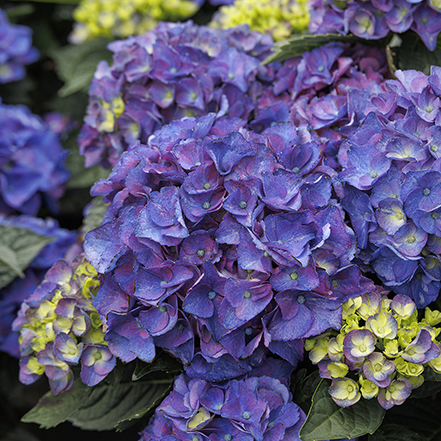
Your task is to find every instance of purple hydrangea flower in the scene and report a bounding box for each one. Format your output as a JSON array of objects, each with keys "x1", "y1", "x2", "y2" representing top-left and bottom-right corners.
[
  {"x1": 140, "y1": 369, "x2": 305, "y2": 441},
  {"x1": 0, "y1": 8, "x2": 39, "y2": 83},
  {"x1": 79, "y1": 22, "x2": 275, "y2": 168},
  {"x1": 0, "y1": 102, "x2": 70, "y2": 215}
]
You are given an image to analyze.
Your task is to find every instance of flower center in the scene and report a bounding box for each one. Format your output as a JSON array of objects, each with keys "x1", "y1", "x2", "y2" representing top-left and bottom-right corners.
[
  {"x1": 208, "y1": 291, "x2": 217, "y2": 300},
  {"x1": 243, "y1": 290, "x2": 251, "y2": 299},
  {"x1": 197, "y1": 250, "x2": 205, "y2": 257},
  {"x1": 423, "y1": 188, "x2": 431, "y2": 196},
  {"x1": 290, "y1": 272, "x2": 299, "y2": 280},
  {"x1": 203, "y1": 201, "x2": 210, "y2": 209},
  {"x1": 242, "y1": 411, "x2": 251, "y2": 420},
  {"x1": 239, "y1": 200, "x2": 247, "y2": 209},
  {"x1": 297, "y1": 295, "x2": 306, "y2": 304}
]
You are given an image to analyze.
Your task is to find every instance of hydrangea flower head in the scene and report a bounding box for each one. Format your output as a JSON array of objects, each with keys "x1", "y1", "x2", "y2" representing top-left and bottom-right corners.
[
  {"x1": 139, "y1": 366, "x2": 305, "y2": 441},
  {"x1": 308, "y1": 0, "x2": 441, "y2": 51},
  {"x1": 0, "y1": 102, "x2": 70, "y2": 215},
  {"x1": 70, "y1": 0, "x2": 201, "y2": 43},
  {"x1": 14, "y1": 252, "x2": 114, "y2": 394},
  {"x1": 0, "y1": 8, "x2": 38, "y2": 83},
  {"x1": 79, "y1": 21, "x2": 275, "y2": 168},
  {"x1": 306, "y1": 291, "x2": 441, "y2": 409},
  {"x1": 210, "y1": 0, "x2": 310, "y2": 41},
  {"x1": 84, "y1": 109, "x2": 376, "y2": 380}
]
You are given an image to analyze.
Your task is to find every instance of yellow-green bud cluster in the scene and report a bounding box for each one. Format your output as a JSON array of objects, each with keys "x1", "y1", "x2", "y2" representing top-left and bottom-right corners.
[
  {"x1": 305, "y1": 291, "x2": 441, "y2": 409},
  {"x1": 14, "y1": 253, "x2": 109, "y2": 394},
  {"x1": 71, "y1": 0, "x2": 199, "y2": 43},
  {"x1": 210, "y1": 0, "x2": 310, "y2": 41}
]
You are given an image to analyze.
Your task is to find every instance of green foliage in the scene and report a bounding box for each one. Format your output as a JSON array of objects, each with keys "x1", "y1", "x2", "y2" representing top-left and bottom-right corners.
[
  {"x1": 263, "y1": 33, "x2": 359, "y2": 63},
  {"x1": 132, "y1": 350, "x2": 183, "y2": 382},
  {"x1": 21, "y1": 381, "x2": 91, "y2": 429},
  {"x1": 81, "y1": 196, "x2": 109, "y2": 235},
  {"x1": 411, "y1": 369, "x2": 441, "y2": 399},
  {"x1": 21, "y1": 376, "x2": 172, "y2": 432},
  {"x1": 0, "y1": 225, "x2": 53, "y2": 289},
  {"x1": 369, "y1": 424, "x2": 427, "y2": 441},
  {"x1": 390, "y1": 31, "x2": 441, "y2": 75},
  {"x1": 382, "y1": 393, "x2": 441, "y2": 440},
  {"x1": 290, "y1": 368, "x2": 321, "y2": 414},
  {"x1": 299, "y1": 380, "x2": 385, "y2": 441},
  {"x1": 51, "y1": 39, "x2": 112, "y2": 97}
]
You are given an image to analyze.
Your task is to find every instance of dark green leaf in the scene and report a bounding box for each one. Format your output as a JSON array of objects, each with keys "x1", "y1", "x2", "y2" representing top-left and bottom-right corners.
[
  {"x1": 290, "y1": 369, "x2": 321, "y2": 414},
  {"x1": 395, "y1": 31, "x2": 441, "y2": 75},
  {"x1": 68, "y1": 379, "x2": 172, "y2": 431},
  {"x1": 132, "y1": 351, "x2": 183, "y2": 381},
  {"x1": 263, "y1": 33, "x2": 360, "y2": 64},
  {"x1": 369, "y1": 424, "x2": 427, "y2": 441},
  {"x1": 410, "y1": 369, "x2": 441, "y2": 399},
  {"x1": 264, "y1": 32, "x2": 394, "y2": 64},
  {"x1": 51, "y1": 39, "x2": 112, "y2": 97},
  {"x1": 383, "y1": 394, "x2": 441, "y2": 440},
  {"x1": 21, "y1": 381, "x2": 91, "y2": 429},
  {"x1": 4, "y1": 4, "x2": 36, "y2": 20},
  {"x1": 81, "y1": 197, "x2": 109, "y2": 235},
  {"x1": 299, "y1": 380, "x2": 385, "y2": 441},
  {"x1": 0, "y1": 245, "x2": 25, "y2": 279},
  {"x1": 0, "y1": 225, "x2": 53, "y2": 289}
]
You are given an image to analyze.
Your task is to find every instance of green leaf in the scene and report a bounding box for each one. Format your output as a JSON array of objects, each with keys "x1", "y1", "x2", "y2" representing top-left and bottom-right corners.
[
  {"x1": 132, "y1": 351, "x2": 183, "y2": 381},
  {"x1": 51, "y1": 39, "x2": 112, "y2": 97},
  {"x1": 299, "y1": 380, "x2": 385, "y2": 441},
  {"x1": 81, "y1": 197, "x2": 109, "y2": 235},
  {"x1": 264, "y1": 32, "x2": 394, "y2": 64},
  {"x1": 383, "y1": 393, "x2": 441, "y2": 440},
  {"x1": 290, "y1": 369, "x2": 321, "y2": 414},
  {"x1": 410, "y1": 369, "x2": 441, "y2": 399},
  {"x1": 68, "y1": 379, "x2": 173, "y2": 431},
  {"x1": 0, "y1": 225, "x2": 53, "y2": 289},
  {"x1": 0, "y1": 244, "x2": 25, "y2": 279},
  {"x1": 21, "y1": 381, "x2": 91, "y2": 429},
  {"x1": 395, "y1": 31, "x2": 441, "y2": 75},
  {"x1": 369, "y1": 424, "x2": 427, "y2": 441},
  {"x1": 263, "y1": 33, "x2": 360, "y2": 64}
]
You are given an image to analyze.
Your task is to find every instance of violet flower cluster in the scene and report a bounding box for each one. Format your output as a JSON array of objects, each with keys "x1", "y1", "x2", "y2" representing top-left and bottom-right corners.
[
  {"x1": 308, "y1": 0, "x2": 441, "y2": 51},
  {"x1": 305, "y1": 290, "x2": 441, "y2": 409},
  {"x1": 139, "y1": 361, "x2": 305, "y2": 441},
  {"x1": 0, "y1": 101, "x2": 70, "y2": 215},
  {"x1": 78, "y1": 21, "x2": 275, "y2": 169},
  {"x1": 13, "y1": 252, "x2": 115, "y2": 395},
  {"x1": 0, "y1": 8, "x2": 39, "y2": 84},
  {"x1": 84, "y1": 110, "x2": 379, "y2": 382},
  {"x1": 0, "y1": 214, "x2": 77, "y2": 357},
  {"x1": 336, "y1": 68, "x2": 441, "y2": 308}
]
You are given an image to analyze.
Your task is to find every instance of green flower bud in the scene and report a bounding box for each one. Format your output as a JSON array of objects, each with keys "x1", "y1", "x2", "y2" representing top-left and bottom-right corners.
[
  {"x1": 359, "y1": 377, "x2": 379, "y2": 399},
  {"x1": 383, "y1": 339, "x2": 402, "y2": 358},
  {"x1": 308, "y1": 337, "x2": 330, "y2": 364},
  {"x1": 327, "y1": 362, "x2": 349, "y2": 379},
  {"x1": 342, "y1": 297, "x2": 362, "y2": 319}
]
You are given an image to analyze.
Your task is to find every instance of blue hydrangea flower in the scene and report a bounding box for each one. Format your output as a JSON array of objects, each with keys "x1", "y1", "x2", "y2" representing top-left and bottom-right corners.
[
  {"x1": 139, "y1": 365, "x2": 305, "y2": 441},
  {"x1": 0, "y1": 8, "x2": 38, "y2": 83},
  {"x1": 0, "y1": 102, "x2": 70, "y2": 215},
  {"x1": 79, "y1": 21, "x2": 274, "y2": 168}
]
